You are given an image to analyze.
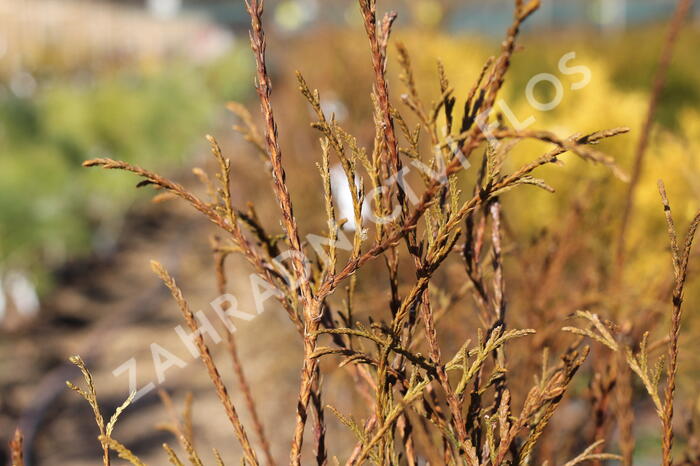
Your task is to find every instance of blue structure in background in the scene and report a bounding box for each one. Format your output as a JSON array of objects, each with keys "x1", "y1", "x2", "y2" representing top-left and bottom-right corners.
[
  {"x1": 179, "y1": 0, "x2": 698, "y2": 33},
  {"x1": 447, "y1": 0, "x2": 699, "y2": 36}
]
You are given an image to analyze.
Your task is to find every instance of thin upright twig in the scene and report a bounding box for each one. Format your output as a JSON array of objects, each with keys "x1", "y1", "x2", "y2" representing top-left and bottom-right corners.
[
  {"x1": 658, "y1": 181, "x2": 700, "y2": 466},
  {"x1": 616, "y1": 0, "x2": 693, "y2": 271},
  {"x1": 151, "y1": 261, "x2": 259, "y2": 466},
  {"x1": 214, "y1": 248, "x2": 276, "y2": 466},
  {"x1": 10, "y1": 429, "x2": 24, "y2": 466},
  {"x1": 247, "y1": 2, "x2": 323, "y2": 462}
]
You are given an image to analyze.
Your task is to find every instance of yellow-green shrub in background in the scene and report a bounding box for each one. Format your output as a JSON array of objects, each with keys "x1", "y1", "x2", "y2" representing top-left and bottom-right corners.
[
  {"x1": 394, "y1": 27, "x2": 700, "y2": 296},
  {"x1": 0, "y1": 48, "x2": 253, "y2": 291}
]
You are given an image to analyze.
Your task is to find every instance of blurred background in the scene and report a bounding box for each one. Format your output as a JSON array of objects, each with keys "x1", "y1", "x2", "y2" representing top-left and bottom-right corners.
[{"x1": 1, "y1": 0, "x2": 699, "y2": 464}]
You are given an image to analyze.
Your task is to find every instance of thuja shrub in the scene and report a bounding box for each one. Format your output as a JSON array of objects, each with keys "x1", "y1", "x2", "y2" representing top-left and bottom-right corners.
[{"x1": 9, "y1": 0, "x2": 698, "y2": 465}]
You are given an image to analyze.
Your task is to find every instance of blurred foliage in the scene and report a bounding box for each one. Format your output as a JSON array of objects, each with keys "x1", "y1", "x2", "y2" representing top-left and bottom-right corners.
[
  {"x1": 494, "y1": 25, "x2": 700, "y2": 288},
  {"x1": 264, "y1": 28, "x2": 700, "y2": 462},
  {"x1": 276, "y1": 23, "x2": 700, "y2": 362},
  {"x1": 0, "y1": 47, "x2": 253, "y2": 291},
  {"x1": 2, "y1": 21, "x2": 699, "y2": 298},
  {"x1": 383, "y1": 25, "x2": 700, "y2": 292}
]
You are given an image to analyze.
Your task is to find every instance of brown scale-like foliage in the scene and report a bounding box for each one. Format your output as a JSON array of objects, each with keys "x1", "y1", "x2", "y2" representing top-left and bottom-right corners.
[{"x1": 31, "y1": 0, "x2": 698, "y2": 465}]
